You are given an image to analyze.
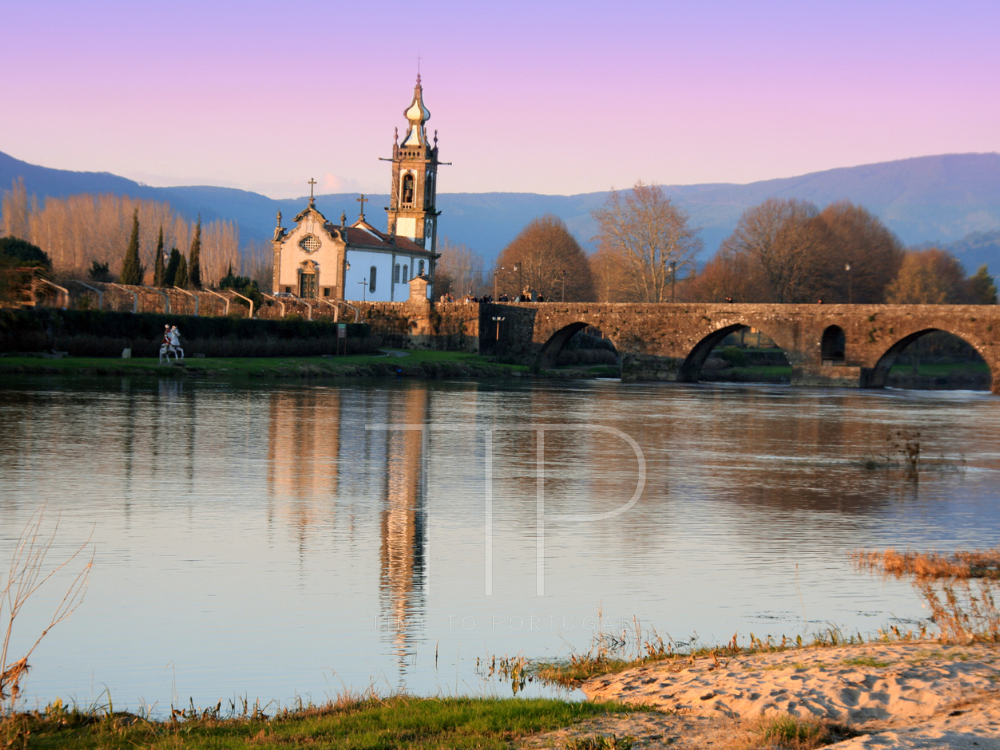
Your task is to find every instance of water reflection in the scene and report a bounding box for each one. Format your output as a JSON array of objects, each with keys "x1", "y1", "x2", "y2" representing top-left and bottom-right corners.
[
  {"x1": 0, "y1": 377, "x2": 999, "y2": 710},
  {"x1": 379, "y1": 388, "x2": 428, "y2": 674},
  {"x1": 261, "y1": 385, "x2": 429, "y2": 681}
]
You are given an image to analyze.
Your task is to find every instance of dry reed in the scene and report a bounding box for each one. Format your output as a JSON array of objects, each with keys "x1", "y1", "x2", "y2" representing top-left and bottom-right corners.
[
  {"x1": 852, "y1": 547, "x2": 1000, "y2": 643},
  {"x1": 851, "y1": 548, "x2": 1000, "y2": 580}
]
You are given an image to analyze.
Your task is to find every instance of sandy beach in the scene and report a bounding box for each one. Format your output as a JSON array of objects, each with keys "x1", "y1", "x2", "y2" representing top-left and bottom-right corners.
[{"x1": 523, "y1": 642, "x2": 1000, "y2": 749}]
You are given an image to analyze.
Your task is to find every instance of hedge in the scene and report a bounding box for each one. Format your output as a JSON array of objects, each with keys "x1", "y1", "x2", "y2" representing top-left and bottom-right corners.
[{"x1": 0, "y1": 308, "x2": 375, "y2": 358}]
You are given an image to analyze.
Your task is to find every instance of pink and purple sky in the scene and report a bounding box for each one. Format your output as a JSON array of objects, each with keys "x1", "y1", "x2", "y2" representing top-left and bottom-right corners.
[{"x1": 2, "y1": 0, "x2": 998, "y2": 198}]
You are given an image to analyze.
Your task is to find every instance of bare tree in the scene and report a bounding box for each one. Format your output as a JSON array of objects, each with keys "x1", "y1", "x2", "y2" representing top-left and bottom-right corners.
[
  {"x1": 1, "y1": 509, "x2": 92, "y2": 714},
  {"x1": 716, "y1": 198, "x2": 827, "y2": 303},
  {"x1": 885, "y1": 248, "x2": 968, "y2": 304},
  {"x1": 590, "y1": 244, "x2": 636, "y2": 302},
  {"x1": 435, "y1": 239, "x2": 486, "y2": 298},
  {"x1": 0, "y1": 178, "x2": 36, "y2": 241},
  {"x1": 690, "y1": 244, "x2": 767, "y2": 302},
  {"x1": 812, "y1": 201, "x2": 905, "y2": 303},
  {"x1": 200, "y1": 219, "x2": 241, "y2": 287},
  {"x1": 591, "y1": 181, "x2": 701, "y2": 303},
  {"x1": 495, "y1": 214, "x2": 594, "y2": 301},
  {"x1": 242, "y1": 239, "x2": 274, "y2": 292}
]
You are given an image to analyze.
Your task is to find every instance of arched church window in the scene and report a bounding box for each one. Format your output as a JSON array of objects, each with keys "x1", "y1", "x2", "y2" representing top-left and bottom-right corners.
[
  {"x1": 418, "y1": 260, "x2": 425, "y2": 276},
  {"x1": 369, "y1": 266, "x2": 377, "y2": 293},
  {"x1": 299, "y1": 234, "x2": 321, "y2": 253},
  {"x1": 402, "y1": 173, "x2": 415, "y2": 206},
  {"x1": 402, "y1": 264, "x2": 408, "y2": 282},
  {"x1": 394, "y1": 264, "x2": 400, "y2": 283}
]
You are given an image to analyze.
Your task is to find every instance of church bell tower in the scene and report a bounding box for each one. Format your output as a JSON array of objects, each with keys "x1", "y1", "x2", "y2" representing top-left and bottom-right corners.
[{"x1": 385, "y1": 75, "x2": 440, "y2": 252}]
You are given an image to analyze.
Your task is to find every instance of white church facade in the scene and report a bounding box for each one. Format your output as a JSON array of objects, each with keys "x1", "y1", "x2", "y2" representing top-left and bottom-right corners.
[{"x1": 271, "y1": 76, "x2": 442, "y2": 302}]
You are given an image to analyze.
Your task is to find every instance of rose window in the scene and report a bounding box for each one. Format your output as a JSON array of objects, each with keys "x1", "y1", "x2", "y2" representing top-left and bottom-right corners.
[{"x1": 299, "y1": 234, "x2": 321, "y2": 253}]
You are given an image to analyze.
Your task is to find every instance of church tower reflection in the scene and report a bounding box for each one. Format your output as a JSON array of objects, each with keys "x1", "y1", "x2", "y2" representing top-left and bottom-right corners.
[
  {"x1": 378, "y1": 386, "x2": 428, "y2": 675},
  {"x1": 266, "y1": 388, "x2": 341, "y2": 548},
  {"x1": 263, "y1": 384, "x2": 429, "y2": 680}
]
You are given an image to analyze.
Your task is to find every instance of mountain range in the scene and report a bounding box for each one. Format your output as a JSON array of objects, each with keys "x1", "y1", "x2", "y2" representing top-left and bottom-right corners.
[{"x1": 2, "y1": 150, "x2": 1000, "y2": 272}]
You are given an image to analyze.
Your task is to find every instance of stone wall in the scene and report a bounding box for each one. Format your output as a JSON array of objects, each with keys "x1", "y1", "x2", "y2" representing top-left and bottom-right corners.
[{"x1": 352, "y1": 300, "x2": 482, "y2": 352}]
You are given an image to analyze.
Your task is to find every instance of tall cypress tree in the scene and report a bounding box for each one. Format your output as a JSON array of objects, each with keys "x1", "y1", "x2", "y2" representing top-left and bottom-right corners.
[
  {"x1": 120, "y1": 208, "x2": 144, "y2": 285},
  {"x1": 164, "y1": 248, "x2": 181, "y2": 287},
  {"x1": 175, "y1": 253, "x2": 189, "y2": 289},
  {"x1": 153, "y1": 227, "x2": 165, "y2": 287},
  {"x1": 188, "y1": 216, "x2": 202, "y2": 289}
]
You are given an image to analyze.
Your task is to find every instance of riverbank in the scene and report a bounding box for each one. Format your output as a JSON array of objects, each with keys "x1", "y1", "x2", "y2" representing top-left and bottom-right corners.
[
  {"x1": 0, "y1": 696, "x2": 639, "y2": 750},
  {"x1": 0, "y1": 351, "x2": 614, "y2": 381},
  {"x1": 5, "y1": 642, "x2": 996, "y2": 749},
  {"x1": 548, "y1": 640, "x2": 1000, "y2": 749}
]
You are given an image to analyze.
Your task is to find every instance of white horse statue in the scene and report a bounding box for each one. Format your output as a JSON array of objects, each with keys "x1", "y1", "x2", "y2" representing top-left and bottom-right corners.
[{"x1": 159, "y1": 326, "x2": 184, "y2": 362}]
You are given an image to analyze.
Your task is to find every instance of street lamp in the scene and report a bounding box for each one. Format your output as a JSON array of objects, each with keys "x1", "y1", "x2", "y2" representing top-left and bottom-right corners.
[
  {"x1": 561, "y1": 269, "x2": 566, "y2": 302},
  {"x1": 514, "y1": 264, "x2": 522, "y2": 300},
  {"x1": 491, "y1": 316, "x2": 505, "y2": 363},
  {"x1": 669, "y1": 260, "x2": 677, "y2": 303},
  {"x1": 845, "y1": 261, "x2": 853, "y2": 304},
  {"x1": 358, "y1": 278, "x2": 367, "y2": 301}
]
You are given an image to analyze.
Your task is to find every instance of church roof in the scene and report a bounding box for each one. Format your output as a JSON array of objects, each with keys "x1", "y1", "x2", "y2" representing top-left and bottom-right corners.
[{"x1": 340, "y1": 220, "x2": 436, "y2": 256}]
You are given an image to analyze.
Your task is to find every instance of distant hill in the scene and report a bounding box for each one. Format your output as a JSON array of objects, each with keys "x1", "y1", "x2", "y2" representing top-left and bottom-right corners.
[
  {"x1": 3, "y1": 150, "x2": 1000, "y2": 270},
  {"x1": 935, "y1": 230, "x2": 1000, "y2": 274}
]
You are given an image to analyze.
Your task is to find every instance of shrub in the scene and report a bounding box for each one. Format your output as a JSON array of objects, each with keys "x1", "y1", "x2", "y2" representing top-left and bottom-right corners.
[{"x1": 718, "y1": 346, "x2": 747, "y2": 367}]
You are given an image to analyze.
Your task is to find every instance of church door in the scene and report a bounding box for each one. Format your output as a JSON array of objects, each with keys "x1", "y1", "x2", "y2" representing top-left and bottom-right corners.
[{"x1": 299, "y1": 272, "x2": 317, "y2": 298}]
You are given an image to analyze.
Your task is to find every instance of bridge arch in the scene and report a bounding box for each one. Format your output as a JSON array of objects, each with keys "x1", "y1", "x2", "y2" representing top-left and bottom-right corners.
[
  {"x1": 678, "y1": 323, "x2": 792, "y2": 382},
  {"x1": 869, "y1": 327, "x2": 994, "y2": 389},
  {"x1": 678, "y1": 324, "x2": 745, "y2": 382},
  {"x1": 536, "y1": 322, "x2": 620, "y2": 370},
  {"x1": 821, "y1": 325, "x2": 846, "y2": 363}
]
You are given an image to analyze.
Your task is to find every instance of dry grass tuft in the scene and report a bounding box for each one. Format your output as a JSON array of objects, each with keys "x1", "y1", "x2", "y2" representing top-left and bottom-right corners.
[
  {"x1": 721, "y1": 715, "x2": 849, "y2": 750},
  {"x1": 562, "y1": 733, "x2": 636, "y2": 749}
]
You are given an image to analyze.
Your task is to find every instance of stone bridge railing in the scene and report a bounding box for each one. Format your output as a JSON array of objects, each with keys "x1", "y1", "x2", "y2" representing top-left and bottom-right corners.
[{"x1": 34, "y1": 281, "x2": 483, "y2": 352}]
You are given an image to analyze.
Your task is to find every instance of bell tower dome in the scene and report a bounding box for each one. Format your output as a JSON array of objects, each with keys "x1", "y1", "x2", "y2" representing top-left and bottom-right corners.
[{"x1": 386, "y1": 75, "x2": 441, "y2": 252}]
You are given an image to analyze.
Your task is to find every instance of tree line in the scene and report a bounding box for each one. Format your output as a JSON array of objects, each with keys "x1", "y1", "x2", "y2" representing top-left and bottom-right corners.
[
  {"x1": 0, "y1": 178, "x2": 271, "y2": 289},
  {"x1": 435, "y1": 181, "x2": 997, "y2": 306}
]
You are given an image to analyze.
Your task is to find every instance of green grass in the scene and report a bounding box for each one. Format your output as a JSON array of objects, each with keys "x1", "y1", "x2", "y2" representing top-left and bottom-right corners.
[
  {"x1": 754, "y1": 714, "x2": 832, "y2": 748},
  {"x1": 0, "y1": 351, "x2": 534, "y2": 379},
  {"x1": 888, "y1": 362, "x2": 991, "y2": 377},
  {"x1": 841, "y1": 656, "x2": 891, "y2": 668},
  {"x1": 2, "y1": 696, "x2": 640, "y2": 750},
  {"x1": 727, "y1": 365, "x2": 792, "y2": 377}
]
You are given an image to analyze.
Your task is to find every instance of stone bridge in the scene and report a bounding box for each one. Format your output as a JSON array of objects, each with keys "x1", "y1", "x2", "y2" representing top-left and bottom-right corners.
[{"x1": 483, "y1": 302, "x2": 1000, "y2": 392}]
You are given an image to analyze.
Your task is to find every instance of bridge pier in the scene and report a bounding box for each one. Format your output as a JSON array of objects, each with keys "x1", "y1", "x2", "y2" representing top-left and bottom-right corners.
[
  {"x1": 791, "y1": 365, "x2": 871, "y2": 389},
  {"x1": 623, "y1": 356, "x2": 876, "y2": 389},
  {"x1": 620, "y1": 353, "x2": 686, "y2": 382}
]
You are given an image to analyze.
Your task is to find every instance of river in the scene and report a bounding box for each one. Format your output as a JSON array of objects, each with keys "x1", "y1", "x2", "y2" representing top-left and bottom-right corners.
[{"x1": 0, "y1": 376, "x2": 998, "y2": 712}]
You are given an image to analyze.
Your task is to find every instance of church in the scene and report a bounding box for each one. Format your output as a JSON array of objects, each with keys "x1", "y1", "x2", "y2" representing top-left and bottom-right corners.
[{"x1": 271, "y1": 76, "x2": 442, "y2": 302}]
